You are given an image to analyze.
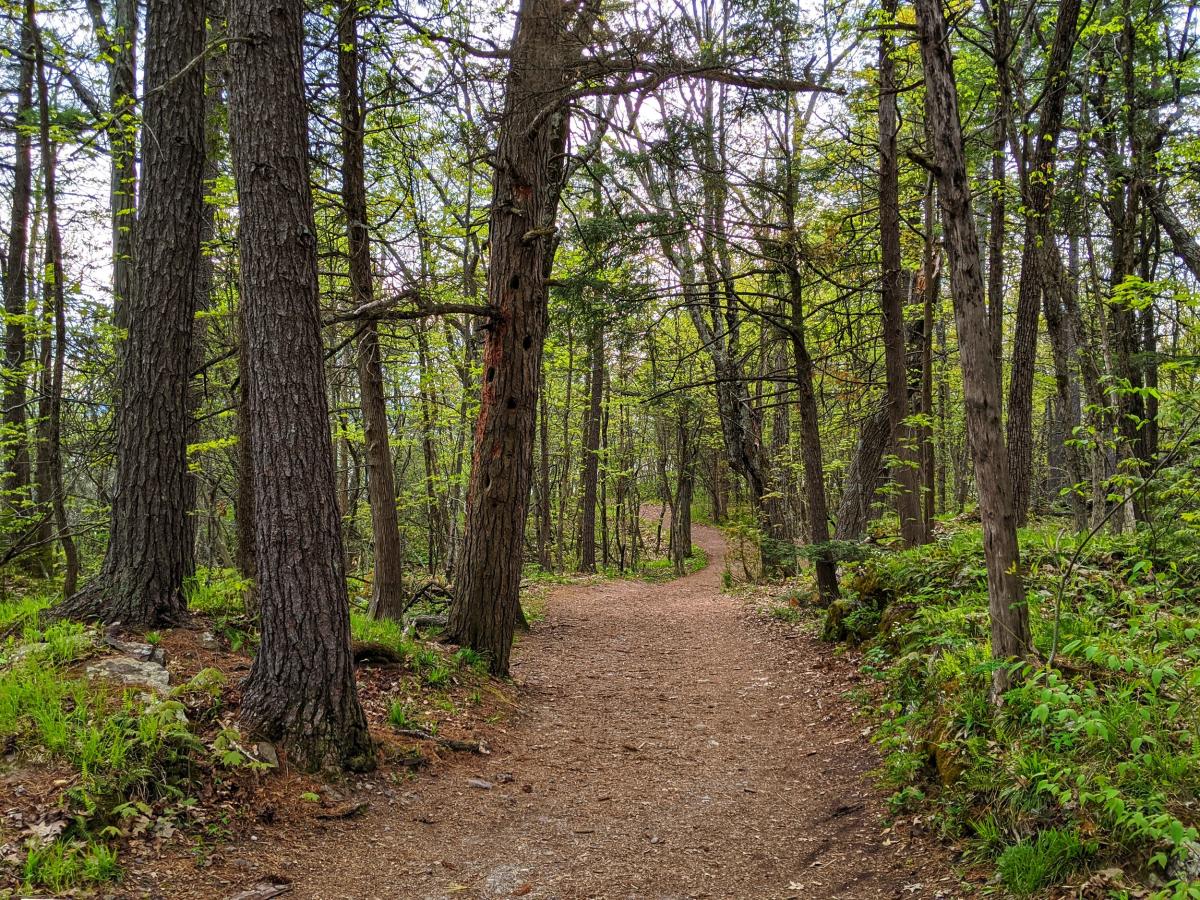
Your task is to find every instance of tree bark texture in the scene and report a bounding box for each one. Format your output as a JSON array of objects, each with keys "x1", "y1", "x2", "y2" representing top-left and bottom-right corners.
[
  {"x1": 446, "y1": 0, "x2": 596, "y2": 675},
  {"x1": 58, "y1": 0, "x2": 205, "y2": 626},
  {"x1": 228, "y1": 0, "x2": 372, "y2": 770}
]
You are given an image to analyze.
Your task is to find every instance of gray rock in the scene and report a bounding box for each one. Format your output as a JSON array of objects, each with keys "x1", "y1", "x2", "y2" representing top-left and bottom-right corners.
[
  {"x1": 1168, "y1": 840, "x2": 1200, "y2": 882},
  {"x1": 86, "y1": 656, "x2": 170, "y2": 695}
]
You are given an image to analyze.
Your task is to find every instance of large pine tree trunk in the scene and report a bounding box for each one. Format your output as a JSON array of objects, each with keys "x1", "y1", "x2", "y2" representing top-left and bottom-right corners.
[
  {"x1": 446, "y1": 0, "x2": 595, "y2": 675},
  {"x1": 2, "y1": 15, "x2": 34, "y2": 535},
  {"x1": 336, "y1": 1, "x2": 406, "y2": 620},
  {"x1": 57, "y1": 0, "x2": 205, "y2": 626},
  {"x1": 228, "y1": 0, "x2": 372, "y2": 771},
  {"x1": 915, "y1": 0, "x2": 1031, "y2": 698}
]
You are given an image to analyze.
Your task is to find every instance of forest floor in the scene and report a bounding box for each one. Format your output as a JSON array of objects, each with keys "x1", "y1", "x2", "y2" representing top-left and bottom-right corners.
[{"x1": 148, "y1": 524, "x2": 961, "y2": 899}]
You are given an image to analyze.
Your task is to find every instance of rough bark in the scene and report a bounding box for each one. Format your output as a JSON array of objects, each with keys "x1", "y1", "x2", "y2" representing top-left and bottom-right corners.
[
  {"x1": 234, "y1": 294, "x2": 258, "y2": 616},
  {"x1": 834, "y1": 402, "x2": 892, "y2": 541},
  {"x1": 915, "y1": 0, "x2": 1031, "y2": 697},
  {"x1": 228, "y1": 0, "x2": 372, "y2": 770},
  {"x1": 337, "y1": 0, "x2": 406, "y2": 620},
  {"x1": 57, "y1": 0, "x2": 205, "y2": 626},
  {"x1": 446, "y1": 0, "x2": 597, "y2": 675}
]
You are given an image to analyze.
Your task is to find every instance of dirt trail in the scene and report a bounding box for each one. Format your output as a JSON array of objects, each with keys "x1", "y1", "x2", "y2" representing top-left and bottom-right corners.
[{"x1": 176, "y1": 525, "x2": 953, "y2": 899}]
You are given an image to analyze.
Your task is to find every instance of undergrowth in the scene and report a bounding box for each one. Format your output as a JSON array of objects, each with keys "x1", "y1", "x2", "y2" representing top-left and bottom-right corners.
[
  {"x1": 829, "y1": 523, "x2": 1200, "y2": 898},
  {"x1": 0, "y1": 566, "x2": 498, "y2": 892}
]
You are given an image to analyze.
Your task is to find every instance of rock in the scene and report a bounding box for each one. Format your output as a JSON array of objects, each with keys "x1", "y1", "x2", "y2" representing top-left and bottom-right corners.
[
  {"x1": 255, "y1": 742, "x2": 279, "y2": 767},
  {"x1": 878, "y1": 602, "x2": 917, "y2": 644},
  {"x1": 86, "y1": 657, "x2": 170, "y2": 696},
  {"x1": 102, "y1": 635, "x2": 166, "y2": 666},
  {"x1": 199, "y1": 631, "x2": 220, "y2": 651},
  {"x1": 467, "y1": 778, "x2": 494, "y2": 790},
  {"x1": 1168, "y1": 840, "x2": 1200, "y2": 883},
  {"x1": 6, "y1": 642, "x2": 49, "y2": 663}
]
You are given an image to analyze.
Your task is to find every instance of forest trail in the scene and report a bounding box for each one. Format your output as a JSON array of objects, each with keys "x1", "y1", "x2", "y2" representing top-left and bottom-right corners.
[{"x1": 188, "y1": 525, "x2": 952, "y2": 899}]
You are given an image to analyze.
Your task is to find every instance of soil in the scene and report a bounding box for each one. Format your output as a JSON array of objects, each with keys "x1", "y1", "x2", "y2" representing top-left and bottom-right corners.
[{"x1": 144, "y1": 524, "x2": 962, "y2": 899}]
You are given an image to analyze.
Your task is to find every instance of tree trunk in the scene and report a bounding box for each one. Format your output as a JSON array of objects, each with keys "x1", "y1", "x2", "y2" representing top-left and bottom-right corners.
[
  {"x1": 57, "y1": 0, "x2": 205, "y2": 626},
  {"x1": 915, "y1": 0, "x2": 1031, "y2": 698},
  {"x1": 445, "y1": 0, "x2": 596, "y2": 675},
  {"x1": 31, "y1": 26, "x2": 79, "y2": 595},
  {"x1": 1003, "y1": 0, "x2": 1083, "y2": 523},
  {"x1": 834, "y1": 402, "x2": 891, "y2": 541},
  {"x1": 228, "y1": 0, "x2": 372, "y2": 771},
  {"x1": 234, "y1": 295, "x2": 257, "y2": 616},
  {"x1": 669, "y1": 411, "x2": 695, "y2": 575},
  {"x1": 86, "y1": 0, "x2": 138, "y2": 331},
  {"x1": 337, "y1": 0, "x2": 406, "y2": 620},
  {"x1": 3, "y1": 14, "x2": 34, "y2": 535},
  {"x1": 879, "y1": 0, "x2": 925, "y2": 545},
  {"x1": 536, "y1": 365, "x2": 553, "y2": 571},
  {"x1": 579, "y1": 322, "x2": 603, "y2": 573}
]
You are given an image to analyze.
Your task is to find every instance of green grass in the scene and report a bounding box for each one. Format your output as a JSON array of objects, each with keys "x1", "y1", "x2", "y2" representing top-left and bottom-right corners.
[
  {"x1": 387, "y1": 699, "x2": 418, "y2": 730},
  {"x1": 832, "y1": 521, "x2": 1200, "y2": 896},
  {"x1": 23, "y1": 838, "x2": 121, "y2": 893}
]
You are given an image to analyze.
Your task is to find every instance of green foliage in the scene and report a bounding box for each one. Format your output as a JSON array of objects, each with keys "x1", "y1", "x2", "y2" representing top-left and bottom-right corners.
[
  {"x1": 22, "y1": 837, "x2": 121, "y2": 892},
  {"x1": 846, "y1": 522, "x2": 1200, "y2": 894},
  {"x1": 387, "y1": 700, "x2": 417, "y2": 730},
  {"x1": 996, "y1": 828, "x2": 1090, "y2": 897}
]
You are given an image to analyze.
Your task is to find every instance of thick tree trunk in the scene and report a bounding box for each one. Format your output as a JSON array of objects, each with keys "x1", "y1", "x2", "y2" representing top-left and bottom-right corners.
[
  {"x1": 579, "y1": 323, "x2": 604, "y2": 573},
  {"x1": 337, "y1": 0, "x2": 406, "y2": 620},
  {"x1": 57, "y1": 0, "x2": 205, "y2": 626},
  {"x1": 228, "y1": 0, "x2": 372, "y2": 770},
  {"x1": 780, "y1": 182, "x2": 838, "y2": 599},
  {"x1": 915, "y1": 0, "x2": 1031, "y2": 698},
  {"x1": 879, "y1": 0, "x2": 925, "y2": 546},
  {"x1": 446, "y1": 0, "x2": 595, "y2": 675},
  {"x1": 1004, "y1": 0, "x2": 1083, "y2": 523},
  {"x1": 3, "y1": 16, "x2": 34, "y2": 533}
]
